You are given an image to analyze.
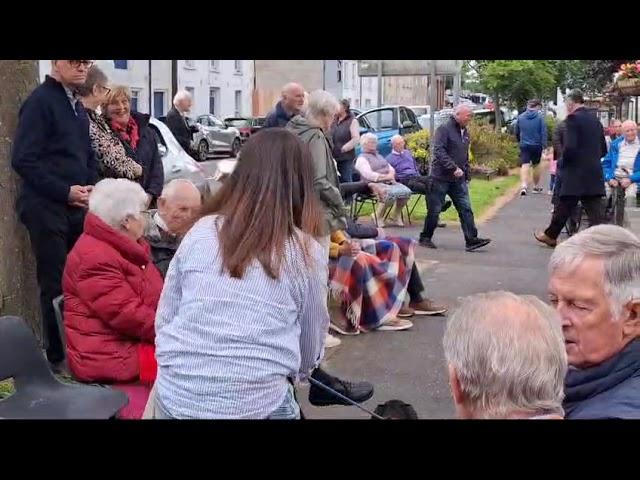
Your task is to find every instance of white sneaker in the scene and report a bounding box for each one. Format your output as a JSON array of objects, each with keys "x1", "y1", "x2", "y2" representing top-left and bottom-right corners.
[
  {"x1": 376, "y1": 317, "x2": 413, "y2": 331},
  {"x1": 520, "y1": 187, "x2": 527, "y2": 196},
  {"x1": 325, "y1": 333, "x2": 342, "y2": 348}
]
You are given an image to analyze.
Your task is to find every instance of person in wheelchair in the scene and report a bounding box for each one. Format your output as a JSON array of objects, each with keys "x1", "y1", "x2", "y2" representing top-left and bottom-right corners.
[{"x1": 602, "y1": 120, "x2": 640, "y2": 225}]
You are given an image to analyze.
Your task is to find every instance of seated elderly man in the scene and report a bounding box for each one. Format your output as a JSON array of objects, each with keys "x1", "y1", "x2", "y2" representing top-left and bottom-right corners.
[
  {"x1": 385, "y1": 134, "x2": 451, "y2": 227},
  {"x1": 143, "y1": 179, "x2": 202, "y2": 278},
  {"x1": 549, "y1": 224, "x2": 640, "y2": 419},
  {"x1": 443, "y1": 291, "x2": 567, "y2": 419}
]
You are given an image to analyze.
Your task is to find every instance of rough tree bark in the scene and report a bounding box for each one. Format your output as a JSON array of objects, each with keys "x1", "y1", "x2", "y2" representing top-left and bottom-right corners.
[{"x1": 0, "y1": 60, "x2": 41, "y2": 336}]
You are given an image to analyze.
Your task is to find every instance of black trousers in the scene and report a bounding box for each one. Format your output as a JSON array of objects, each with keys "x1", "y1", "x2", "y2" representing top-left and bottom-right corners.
[
  {"x1": 407, "y1": 264, "x2": 425, "y2": 303},
  {"x1": 544, "y1": 195, "x2": 605, "y2": 240},
  {"x1": 18, "y1": 195, "x2": 85, "y2": 364}
]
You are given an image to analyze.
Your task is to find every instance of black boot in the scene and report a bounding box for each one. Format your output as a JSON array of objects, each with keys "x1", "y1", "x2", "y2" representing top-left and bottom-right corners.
[{"x1": 308, "y1": 367, "x2": 374, "y2": 407}]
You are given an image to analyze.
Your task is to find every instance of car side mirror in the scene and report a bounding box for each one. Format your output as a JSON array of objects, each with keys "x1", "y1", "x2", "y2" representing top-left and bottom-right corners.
[
  {"x1": 401, "y1": 120, "x2": 413, "y2": 129},
  {"x1": 158, "y1": 144, "x2": 168, "y2": 157}
]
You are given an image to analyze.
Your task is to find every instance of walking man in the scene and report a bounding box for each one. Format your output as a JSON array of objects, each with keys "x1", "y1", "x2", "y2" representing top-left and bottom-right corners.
[
  {"x1": 166, "y1": 90, "x2": 199, "y2": 157},
  {"x1": 418, "y1": 105, "x2": 491, "y2": 251},
  {"x1": 264, "y1": 82, "x2": 306, "y2": 128},
  {"x1": 12, "y1": 60, "x2": 98, "y2": 372},
  {"x1": 535, "y1": 90, "x2": 607, "y2": 247},
  {"x1": 515, "y1": 99, "x2": 547, "y2": 195}
]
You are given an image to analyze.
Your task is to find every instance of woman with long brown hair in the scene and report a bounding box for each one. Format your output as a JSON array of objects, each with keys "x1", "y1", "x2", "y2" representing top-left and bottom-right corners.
[{"x1": 153, "y1": 128, "x2": 329, "y2": 419}]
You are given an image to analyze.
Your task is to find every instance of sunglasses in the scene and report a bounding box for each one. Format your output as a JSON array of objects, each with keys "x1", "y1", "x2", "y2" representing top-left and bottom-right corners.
[{"x1": 69, "y1": 60, "x2": 94, "y2": 69}]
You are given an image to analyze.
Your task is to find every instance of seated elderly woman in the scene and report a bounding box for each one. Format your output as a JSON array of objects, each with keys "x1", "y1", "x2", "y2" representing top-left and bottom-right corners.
[
  {"x1": 328, "y1": 230, "x2": 447, "y2": 334},
  {"x1": 62, "y1": 178, "x2": 164, "y2": 419},
  {"x1": 101, "y1": 85, "x2": 164, "y2": 206},
  {"x1": 355, "y1": 133, "x2": 413, "y2": 227}
]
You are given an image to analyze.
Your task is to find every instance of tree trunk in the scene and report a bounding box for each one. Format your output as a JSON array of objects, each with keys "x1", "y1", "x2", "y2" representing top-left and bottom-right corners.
[
  {"x1": 0, "y1": 60, "x2": 41, "y2": 336},
  {"x1": 494, "y1": 92, "x2": 502, "y2": 131}
]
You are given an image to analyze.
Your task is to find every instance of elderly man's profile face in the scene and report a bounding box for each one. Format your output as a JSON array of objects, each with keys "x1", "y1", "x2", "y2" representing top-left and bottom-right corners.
[
  {"x1": 392, "y1": 137, "x2": 405, "y2": 152},
  {"x1": 549, "y1": 257, "x2": 629, "y2": 368},
  {"x1": 158, "y1": 188, "x2": 202, "y2": 236},
  {"x1": 455, "y1": 107, "x2": 473, "y2": 127},
  {"x1": 611, "y1": 120, "x2": 623, "y2": 136},
  {"x1": 282, "y1": 85, "x2": 305, "y2": 113}
]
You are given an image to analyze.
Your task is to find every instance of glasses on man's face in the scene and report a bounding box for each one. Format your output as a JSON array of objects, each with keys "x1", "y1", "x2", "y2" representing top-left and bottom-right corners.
[
  {"x1": 69, "y1": 60, "x2": 94, "y2": 69},
  {"x1": 99, "y1": 85, "x2": 112, "y2": 95}
]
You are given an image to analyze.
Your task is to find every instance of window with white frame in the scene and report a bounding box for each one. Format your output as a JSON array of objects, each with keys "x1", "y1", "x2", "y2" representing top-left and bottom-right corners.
[
  {"x1": 234, "y1": 60, "x2": 242, "y2": 74},
  {"x1": 209, "y1": 87, "x2": 220, "y2": 116},
  {"x1": 130, "y1": 89, "x2": 140, "y2": 112},
  {"x1": 114, "y1": 60, "x2": 128, "y2": 70},
  {"x1": 184, "y1": 60, "x2": 196, "y2": 69},
  {"x1": 352, "y1": 63, "x2": 357, "y2": 88},
  {"x1": 234, "y1": 90, "x2": 242, "y2": 116},
  {"x1": 210, "y1": 60, "x2": 220, "y2": 71}
]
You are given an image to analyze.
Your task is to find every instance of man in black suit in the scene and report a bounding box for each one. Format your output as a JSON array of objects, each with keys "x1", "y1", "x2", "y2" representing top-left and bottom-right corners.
[
  {"x1": 535, "y1": 90, "x2": 607, "y2": 247},
  {"x1": 166, "y1": 90, "x2": 198, "y2": 155}
]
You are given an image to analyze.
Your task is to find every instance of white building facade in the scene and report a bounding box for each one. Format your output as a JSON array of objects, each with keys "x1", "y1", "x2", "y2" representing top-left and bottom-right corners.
[
  {"x1": 38, "y1": 60, "x2": 253, "y2": 119},
  {"x1": 341, "y1": 60, "x2": 379, "y2": 110}
]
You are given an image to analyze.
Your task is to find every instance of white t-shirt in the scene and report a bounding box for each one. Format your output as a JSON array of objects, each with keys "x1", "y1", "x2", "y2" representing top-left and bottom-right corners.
[{"x1": 615, "y1": 138, "x2": 640, "y2": 178}]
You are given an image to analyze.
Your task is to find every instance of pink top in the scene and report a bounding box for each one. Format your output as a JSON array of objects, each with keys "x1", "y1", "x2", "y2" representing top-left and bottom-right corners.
[{"x1": 542, "y1": 151, "x2": 557, "y2": 174}]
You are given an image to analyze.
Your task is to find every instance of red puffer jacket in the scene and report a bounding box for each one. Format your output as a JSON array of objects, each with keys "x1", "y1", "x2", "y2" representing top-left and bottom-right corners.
[{"x1": 62, "y1": 213, "x2": 163, "y2": 384}]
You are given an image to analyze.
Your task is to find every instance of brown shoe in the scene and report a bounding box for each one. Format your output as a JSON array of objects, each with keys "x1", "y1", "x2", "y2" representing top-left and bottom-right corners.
[
  {"x1": 377, "y1": 317, "x2": 413, "y2": 331},
  {"x1": 397, "y1": 306, "x2": 415, "y2": 318},
  {"x1": 534, "y1": 231, "x2": 557, "y2": 248},
  {"x1": 409, "y1": 299, "x2": 448, "y2": 315},
  {"x1": 329, "y1": 305, "x2": 360, "y2": 336}
]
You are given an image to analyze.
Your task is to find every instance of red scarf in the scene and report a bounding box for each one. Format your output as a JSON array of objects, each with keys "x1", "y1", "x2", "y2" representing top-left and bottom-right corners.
[{"x1": 111, "y1": 116, "x2": 140, "y2": 150}]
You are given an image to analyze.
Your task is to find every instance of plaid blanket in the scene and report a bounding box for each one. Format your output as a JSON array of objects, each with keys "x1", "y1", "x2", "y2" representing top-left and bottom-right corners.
[{"x1": 329, "y1": 236, "x2": 416, "y2": 330}]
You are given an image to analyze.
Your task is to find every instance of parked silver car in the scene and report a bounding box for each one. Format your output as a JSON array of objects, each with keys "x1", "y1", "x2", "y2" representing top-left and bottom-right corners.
[
  {"x1": 148, "y1": 117, "x2": 222, "y2": 198},
  {"x1": 192, "y1": 114, "x2": 241, "y2": 161}
]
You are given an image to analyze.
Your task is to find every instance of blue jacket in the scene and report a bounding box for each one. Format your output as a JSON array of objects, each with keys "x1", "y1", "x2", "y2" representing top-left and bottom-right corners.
[
  {"x1": 563, "y1": 339, "x2": 640, "y2": 419},
  {"x1": 264, "y1": 101, "x2": 295, "y2": 129},
  {"x1": 515, "y1": 109, "x2": 547, "y2": 147},
  {"x1": 601, "y1": 136, "x2": 640, "y2": 183},
  {"x1": 12, "y1": 75, "x2": 98, "y2": 204}
]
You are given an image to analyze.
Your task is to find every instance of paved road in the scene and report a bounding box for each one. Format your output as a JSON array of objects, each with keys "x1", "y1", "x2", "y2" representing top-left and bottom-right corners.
[{"x1": 297, "y1": 173, "x2": 572, "y2": 419}]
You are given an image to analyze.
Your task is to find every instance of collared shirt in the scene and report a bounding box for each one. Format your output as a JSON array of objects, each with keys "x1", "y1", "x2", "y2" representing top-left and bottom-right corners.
[
  {"x1": 63, "y1": 84, "x2": 79, "y2": 115},
  {"x1": 616, "y1": 137, "x2": 640, "y2": 178},
  {"x1": 153, "y1": 211, "x2": 171, "y2": 236},
  {"x1": 154, "y1": 215, "x2": 329, "y2": 419}
]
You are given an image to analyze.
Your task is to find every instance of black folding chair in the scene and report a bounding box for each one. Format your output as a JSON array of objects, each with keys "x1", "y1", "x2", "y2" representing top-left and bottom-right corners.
[{"x1": 0, "y1": 315, "x2": 128, "y2": 419}]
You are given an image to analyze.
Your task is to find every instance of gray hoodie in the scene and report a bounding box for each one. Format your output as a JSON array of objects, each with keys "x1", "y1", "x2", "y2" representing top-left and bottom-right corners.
[{"x1": 287, "y1": 115, "x2": 347, "y2": 233}]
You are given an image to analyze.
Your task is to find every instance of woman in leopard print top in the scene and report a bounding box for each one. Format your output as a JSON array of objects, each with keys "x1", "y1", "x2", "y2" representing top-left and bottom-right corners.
[{"x1": 78, "y1": 65, "x2": 143, "y2": 181}]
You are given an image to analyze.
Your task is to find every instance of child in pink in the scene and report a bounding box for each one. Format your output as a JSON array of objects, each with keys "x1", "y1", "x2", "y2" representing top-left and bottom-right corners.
[{"x1": 542, "y1": 146, "x2": 557, "y2": 195}]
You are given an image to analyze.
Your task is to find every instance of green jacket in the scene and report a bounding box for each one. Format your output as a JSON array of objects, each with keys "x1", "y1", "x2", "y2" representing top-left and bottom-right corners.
[{"x1": 287, "y1": 115, "x2": 347, "y2": 233}]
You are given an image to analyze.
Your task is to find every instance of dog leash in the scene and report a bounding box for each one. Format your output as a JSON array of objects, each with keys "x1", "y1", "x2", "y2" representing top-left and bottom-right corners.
[{"x1": 307, "y1": 377, "x2": 385, "y2": 420}]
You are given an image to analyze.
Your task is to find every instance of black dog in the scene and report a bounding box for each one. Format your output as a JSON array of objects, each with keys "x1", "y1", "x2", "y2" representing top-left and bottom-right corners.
[{"x1": 373, "y1": 400, "x2": 418, "y2": 420}]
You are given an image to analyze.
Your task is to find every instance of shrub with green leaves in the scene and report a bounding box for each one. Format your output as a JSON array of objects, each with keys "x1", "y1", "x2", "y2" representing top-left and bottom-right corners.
[
  {"x1": 544, "y1": 115, "x2": 556, "y2": 147},
  {"x1": 468, "y1": 121, "x2": 519, "y2": 176},
  {"x1": 405, "y1": 129, "x2": 430, "y2": 170}
]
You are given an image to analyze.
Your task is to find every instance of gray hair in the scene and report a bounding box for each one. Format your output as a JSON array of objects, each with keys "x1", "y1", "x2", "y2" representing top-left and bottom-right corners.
[
  {"x1": 173, "y1": 90, "x2": 192, "y2": 107},
  {"x1": 549, "y1": 224, "x2": 640, "y2": 318},
  {"x1": 77, "y1": 65, "x2": 108, "y2": 98},
  {"x1": 161, "y1": 179, "x2": 200, "y2": 200},
  {"x1": 89, "y1": 178, "x2": 148, "y2": 229},
  {"x1": 443, "y1": 291, "x2": 567, "y2": 419},
  {"x1": 305, "y1": 90, "x2": 339, "y2": 124},
  {"x1": 390, "y1": 134, "x2": 404, "y2": 146},
  {"x1": 360, "y1": 132, "x2": 378, "y2": 147},
  {"x1": 454, "y1": 104, "x2": 473, "y2": 116}
]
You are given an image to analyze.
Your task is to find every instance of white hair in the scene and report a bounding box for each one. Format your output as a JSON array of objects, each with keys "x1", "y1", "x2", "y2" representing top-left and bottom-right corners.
[
  {"x1": 89, "y1": 179, "x2": 148, "y2": 229},
  {"x1": 305, "y1": 90, "x2": 339, "y2": 124},
  {"x1": 549, "y1": 224, "x2": 640, "y2": 318},
  {"x1": 390, "y1": 134, "x2": 404, "y2": 146},
  {"x1": 360, "y1": 132, "x2": 378, "y2": 147},
  {"x1": 454, "y1": 104, "x2": 472, "y2": 116},
  {"x1": 161, "y1": 179, "x2": 200, "y2": 200},
  {"x1": 173, "y1": 90, "x2": 192, "y2": 107},
  {"x1": 443, "y1": 291, "x2": 567, "y2": 419}
]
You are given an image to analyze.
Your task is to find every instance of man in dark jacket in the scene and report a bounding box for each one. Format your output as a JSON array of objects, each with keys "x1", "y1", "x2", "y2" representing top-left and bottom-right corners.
[
  {"x1": 12, "y1": 60, "x2": 98, "y2": 370},
  {"x1": 264, "y1": 82, "x2": 305, "y2": 128},
  {"x1": 514, "y1": 99, "x2": 547, "y2": 195},
  {"x1": 165, "y1": 90, "x2": 199, "y2": 156},
  {"x1": 143, "y1": 179, "x2": 202, "y2": 278},
  {"x1": 419, "y1": 105, "x2": 491, "y2": 251},
  {"x1": 535, "y1": 90, "x2": 607, "y2": 247},
  {"x1": 549, "y1": 225, "x2": 640, "y2": 419}
]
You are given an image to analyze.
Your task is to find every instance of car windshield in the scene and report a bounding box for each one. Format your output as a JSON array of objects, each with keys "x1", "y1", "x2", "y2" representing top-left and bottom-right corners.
[{"x1": 227, "y1": 119, "x2": 250, "y2": 128}]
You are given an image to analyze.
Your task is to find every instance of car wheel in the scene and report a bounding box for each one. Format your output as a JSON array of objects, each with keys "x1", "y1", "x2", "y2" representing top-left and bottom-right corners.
[
  {"x1": 198, "y1": 140, "x2": 209, "y2": 162},
  {"x1": 231, "y1": 138, "x2": 241, "y2": 157}
]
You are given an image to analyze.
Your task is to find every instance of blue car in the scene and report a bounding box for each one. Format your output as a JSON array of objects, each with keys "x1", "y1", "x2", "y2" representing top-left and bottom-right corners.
[{"x1": 355, "y1": 105, "x2": 422, "y2": 157}]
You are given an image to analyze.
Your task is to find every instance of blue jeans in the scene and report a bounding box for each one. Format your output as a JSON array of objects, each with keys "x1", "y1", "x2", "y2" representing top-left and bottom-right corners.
[
  {"x1": 337, "y1": 159, "x2": 355, "y2": 184},
  {"x1": 421, "y1": 178, "x2": 478, "y2": 243}
]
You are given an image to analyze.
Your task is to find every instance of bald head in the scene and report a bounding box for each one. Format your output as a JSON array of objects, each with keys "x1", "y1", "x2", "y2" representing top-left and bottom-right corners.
[
  {"x1": 622, "y1": 120, "x2": 638, "y2": 143},
  {"x1": 157, "y1": 180, "x2": 202, "y2": 236},
  {"x1": 443, "y1": 291, "x2": 567, "y2": 419},
  {"x1": 454, "y1": 104, "x2": 473, "y2": 127},
  {"x1": 281, "y1": 82, "x2": 305, "y2": 116}
]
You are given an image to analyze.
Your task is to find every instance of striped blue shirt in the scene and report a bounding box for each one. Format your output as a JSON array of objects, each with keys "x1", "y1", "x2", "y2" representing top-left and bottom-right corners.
[{"x1": 154, "y1": 215, "x2": 329, "y2": 419}]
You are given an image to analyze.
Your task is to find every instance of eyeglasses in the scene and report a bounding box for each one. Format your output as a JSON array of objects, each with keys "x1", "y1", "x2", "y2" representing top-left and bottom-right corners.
[
  {"x1": 99, "y1": 85, "x2": 112, "y2": 95},
  {"x1": 69, "y1": 60, "x2": 94, "y2": 69}
]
